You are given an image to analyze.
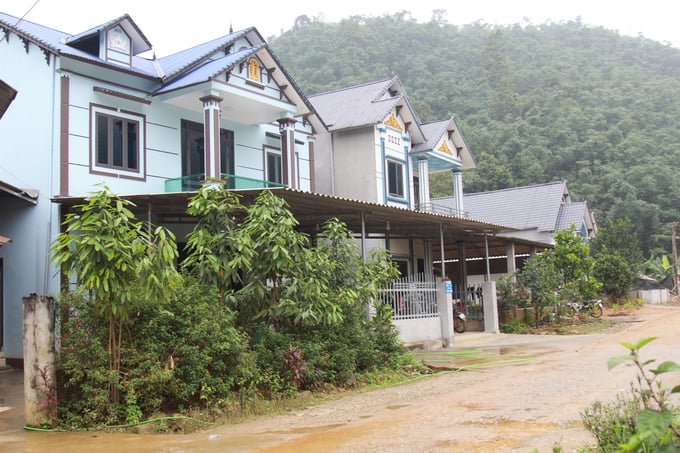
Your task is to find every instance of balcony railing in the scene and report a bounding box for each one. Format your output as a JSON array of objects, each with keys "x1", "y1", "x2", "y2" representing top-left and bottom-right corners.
[
  {"x1": 165, "y1": 174, "x2": 286, "y2": 193},
  {"x1": 416, "y1": 201, "x2": 468, "y2": 218}
]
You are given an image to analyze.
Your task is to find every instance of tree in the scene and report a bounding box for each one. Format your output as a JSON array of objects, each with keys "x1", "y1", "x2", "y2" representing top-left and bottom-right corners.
[
  {"x1": 517, "y1": 251, "x2": 560, "y2": 327},
  {"x1": 590, "y1": 218, "x2": 644, "y2": 267},
  {"x1": 51, "y1": 186, "x2": 181, "y2": 403},
  {"x1": 182, "y1": 184, "x2": 253, "y2": 304},
  {"x1": 239, "y1": 190, "x2": 312, "y2": 327},
  {"x1": 552, "y1": 226, "x2": 601, "y2": 301},
  {"x1": 593, "y1": 253, "x2": 635, "y2": 301}
]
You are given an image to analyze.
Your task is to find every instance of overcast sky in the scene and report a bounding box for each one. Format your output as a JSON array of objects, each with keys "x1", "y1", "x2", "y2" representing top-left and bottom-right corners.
[{"x1": 3, "y1": 0, "x2": 679, "y2": 56}]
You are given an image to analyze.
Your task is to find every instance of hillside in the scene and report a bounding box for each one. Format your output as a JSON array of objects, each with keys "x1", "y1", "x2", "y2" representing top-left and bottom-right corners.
[{"x1": 269, "y1": 13, "x2": 680, "y2": 257}]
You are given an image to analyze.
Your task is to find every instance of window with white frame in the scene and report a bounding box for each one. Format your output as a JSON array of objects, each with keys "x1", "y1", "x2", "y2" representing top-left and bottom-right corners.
[
  {"x1": 386, "y1": 159, "x2": 405, "y2": 198},
  {"x1": 91, "y1": 106, "x2": 145, "y2": 177},
  {"x1": 266, "y1": 149, "x2": 282, "y2": 185}
]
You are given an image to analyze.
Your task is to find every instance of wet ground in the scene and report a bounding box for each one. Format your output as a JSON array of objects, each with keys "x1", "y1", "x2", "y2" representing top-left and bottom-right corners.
[{"x1": 1, "y1": 306, "x2": 679, "y2": 452}]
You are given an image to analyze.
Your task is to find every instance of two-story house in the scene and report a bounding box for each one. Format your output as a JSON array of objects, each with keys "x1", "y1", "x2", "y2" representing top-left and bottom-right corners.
[
  {"x1": 0, "y1": 12, "x2": 324, "y2": 364},
  {"x1": 309, "y1": 77, "x2": 478, "y2": 276}
]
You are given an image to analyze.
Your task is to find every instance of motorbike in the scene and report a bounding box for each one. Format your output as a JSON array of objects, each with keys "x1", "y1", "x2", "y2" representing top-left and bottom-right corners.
[
  {"x1": 453, "y1": 305, "x2": 466, "y2": 333},
  {"x1": 564, "y1": 299, "x2": 604, "y2": 318}
]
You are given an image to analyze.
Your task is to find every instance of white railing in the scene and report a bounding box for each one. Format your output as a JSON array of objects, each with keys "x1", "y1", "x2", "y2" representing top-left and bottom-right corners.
[{"x1": 379, "y1": 273, "x2": 439, "y2": 319}]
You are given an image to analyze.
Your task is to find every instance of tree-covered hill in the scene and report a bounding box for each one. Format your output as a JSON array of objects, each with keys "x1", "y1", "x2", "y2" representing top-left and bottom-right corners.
[{"x1": 269, "y1": 12, "x2": 680, "y2": 257}]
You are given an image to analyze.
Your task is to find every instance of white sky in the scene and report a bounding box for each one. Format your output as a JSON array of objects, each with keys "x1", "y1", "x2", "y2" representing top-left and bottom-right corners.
[{"x1": 3, "y1": 0, "x2": 679, "y2": 56}]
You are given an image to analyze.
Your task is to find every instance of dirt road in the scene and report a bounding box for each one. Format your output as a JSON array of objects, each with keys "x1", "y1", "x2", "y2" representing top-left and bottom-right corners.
[{"x1": 3, "y1": 306, "x2": 679, "y2": 452}]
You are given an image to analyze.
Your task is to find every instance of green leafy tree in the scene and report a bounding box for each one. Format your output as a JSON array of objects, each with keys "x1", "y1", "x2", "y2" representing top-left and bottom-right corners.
[
  {"x1": 593, "y1": 253, "x2": 636, "y2": 302},
  {"x1": 51, "y1": 186, "x2": 181, "y2": 403},
  {"x1": 182, "y1": 184, "x2": 253, "y2": 304},
  {"x1": 239, "y1": 190, "x2": 313, "y2": 327},
  {"x1": 590, "y1": 218, "x2": 644, "y2": 267},
  {"x1": 552, "y1": 226, "x2": 601, "y2": 301},
  {"x1": 517, "y1": 251, "x2": 560, "y2": 327}
]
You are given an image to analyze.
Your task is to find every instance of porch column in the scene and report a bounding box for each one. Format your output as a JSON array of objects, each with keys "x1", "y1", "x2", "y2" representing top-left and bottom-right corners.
[
  {"x1": 452, "y1": 168, "x2": 464, "y2": 215},
  {"x1": 417, "y1": 157, "x2": 430, "y2": 210},
  {"x1": 278, "y1": 117, "x2": 297, "y2": 189},
  {"x1": 307, "y1": 135, "x2": 316, "y2": 192},
  {"x1": 481, "y1": 281, "x2": 500, "y2": 333},
  {"x1": 423, "y1": 240, "x2": 432, "y2": 274},
  {"x1": 199, "y1": 94, "x2": 223, "y2": 182},
  {"x1": 457, "y1": 240, "x2": 467, "y2": 292},
  {"x1": 507, "y1": 242, "x2": 517, "y2": 281}
]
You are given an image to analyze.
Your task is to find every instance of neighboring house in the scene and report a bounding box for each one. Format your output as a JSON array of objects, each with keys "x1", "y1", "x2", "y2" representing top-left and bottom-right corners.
[
  {"x1": 0, "y1": 12, "x2": 323, "y2": 364},
  {"x1": 433, "y1": 180, "x2": 598, "y2": 282},
  {"x1": 309, "y1": 77, "x2": 478, "y2": 275}
]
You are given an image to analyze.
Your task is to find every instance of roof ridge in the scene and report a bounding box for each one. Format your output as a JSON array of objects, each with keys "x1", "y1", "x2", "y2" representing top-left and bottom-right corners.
[
  {"x1": 466, "y1": 180, "x2": 565, "y2": 197},
  {"x1": 308, "y1": 76, "x2": 395, "y2": 98}
]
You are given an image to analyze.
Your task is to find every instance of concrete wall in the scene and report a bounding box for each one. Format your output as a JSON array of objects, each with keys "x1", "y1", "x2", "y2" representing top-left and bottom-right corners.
[{"x1": 630, "y1": 289, "x2": 670, "y2": 305}]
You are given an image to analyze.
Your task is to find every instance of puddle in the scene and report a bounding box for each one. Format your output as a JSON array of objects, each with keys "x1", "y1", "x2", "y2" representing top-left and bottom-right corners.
[
  {"x1": 261, "y1": 423, "x2": 346, "y2": 435},
  {"x1": 385, "y1": 404, "x2": 410, "y2": 410}
]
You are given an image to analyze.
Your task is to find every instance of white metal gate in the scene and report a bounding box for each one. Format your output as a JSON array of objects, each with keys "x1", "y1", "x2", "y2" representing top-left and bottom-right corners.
[{"x1": 378, "y1": 273, "x2": 438, "y2": 319}]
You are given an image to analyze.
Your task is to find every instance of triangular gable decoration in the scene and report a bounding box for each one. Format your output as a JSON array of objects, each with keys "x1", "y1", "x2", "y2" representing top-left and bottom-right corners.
[
  {"x1": 384, "y1": 113, "x2": 402, "y2": 131},
  {"x1": 437, "y1": 141, "x2": 454, "y2": 156}
]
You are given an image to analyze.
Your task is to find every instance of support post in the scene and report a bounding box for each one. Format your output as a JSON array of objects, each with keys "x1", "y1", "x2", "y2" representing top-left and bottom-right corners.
[
  {"x1": 481, "y1": 282, "x2": 499, "y2": 333},
  {"x1": 437, "y1": 279, "x2": 454, "y2": 346},
  {"x1": 23, "y1": 295, "x2": 57, "y2": 427}
]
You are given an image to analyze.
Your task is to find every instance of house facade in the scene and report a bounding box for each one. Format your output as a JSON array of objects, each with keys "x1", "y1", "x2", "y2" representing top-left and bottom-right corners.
[
  {"x1": 0, "y1": 12, "x2": 323, "y2": 362},
  {"x1": 309, "y1": 77, "x2": 477, "y2": 275}
]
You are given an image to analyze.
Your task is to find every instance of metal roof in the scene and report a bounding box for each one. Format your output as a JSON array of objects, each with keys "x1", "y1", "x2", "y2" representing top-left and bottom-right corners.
[{"x1": 52, "y1": 188, "x2": 547, "y2": 261}]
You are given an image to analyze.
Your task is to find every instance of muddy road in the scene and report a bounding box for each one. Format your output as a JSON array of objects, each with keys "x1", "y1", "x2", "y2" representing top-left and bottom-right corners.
[{"x1": 3, "y1": 306, "x2": 680, "y2": 452}]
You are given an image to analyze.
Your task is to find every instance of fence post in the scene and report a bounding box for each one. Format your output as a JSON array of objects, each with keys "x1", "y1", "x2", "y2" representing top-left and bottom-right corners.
[
  {"x1": 481, "y1": 281, "x2": 499, "y2": 333},
  {"x1": 23, "y1": 294, "x2": 57, "y2": 427},
  {"x1": 437, "y1": 279, "x2": 454, "y2": 346}
]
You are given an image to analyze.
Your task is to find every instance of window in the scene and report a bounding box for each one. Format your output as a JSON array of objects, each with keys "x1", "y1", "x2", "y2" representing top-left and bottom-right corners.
[
  {"x1": 90, "y1": 106, "x2": 145, "y2": 178},
  {"x1": 387, "y1": 159, "x2": 404, "y2": 198},
  {"x1": 95, "y1": 113, "x2": 139, "y2": 171},
  {"x1": 248, "y1": 58, "x2": 261, "y2": 82},
  {"x1": 266, "y1": 151, "x2": 282, "y2": 184}
]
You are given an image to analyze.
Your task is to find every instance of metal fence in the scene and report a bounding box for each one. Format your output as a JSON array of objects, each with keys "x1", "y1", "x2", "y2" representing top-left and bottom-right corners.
[
  {"x1": 452, "y1": 284, "x2": 484, "y2": 321},
  {"x1": 378, "y1": 273, "x2": 439, "y2": 320}
]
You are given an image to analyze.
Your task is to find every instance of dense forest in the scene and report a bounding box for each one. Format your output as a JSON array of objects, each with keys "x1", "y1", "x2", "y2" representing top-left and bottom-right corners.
[{"x1": 269, "y1": 11, "x2": 680, "y2": 258}]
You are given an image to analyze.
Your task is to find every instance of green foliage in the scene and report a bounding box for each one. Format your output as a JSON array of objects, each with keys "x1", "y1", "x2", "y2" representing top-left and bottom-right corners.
[
  {"x1": 593, "y1": 253, "x2": 636, "y2": 302},
  {"x1": 51, "y1": 186, "x2": 181, "y2": 403},
  {"x1": 590, "y1": 218, "x2": 644, "y2": 267},
  {"x1": 517, "y1": 252, "x2": 560, "y2": 327},
  {"x1": 583, "y1": 337, "x2": 680, "y2": 452},
  {"x1": 639, "y1": 255, "x2": 674, "y2": 284},
  {"x1": 182, "y1": 184, "x2": 253, "y2": 302},
  {"x1": 271, "y1": 15, "x2": 680, "y2": 257}
]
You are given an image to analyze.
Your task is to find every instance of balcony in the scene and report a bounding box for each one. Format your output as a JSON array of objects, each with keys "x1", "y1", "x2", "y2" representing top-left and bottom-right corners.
[{"x1": 165, "y1": 174, "x2": 286, "y2": 193}]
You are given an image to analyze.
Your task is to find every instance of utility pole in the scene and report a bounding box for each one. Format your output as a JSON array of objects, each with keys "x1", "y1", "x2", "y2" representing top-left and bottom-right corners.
[{"x1": 672, "y1": 223, "x2": 679, "y2": 295}]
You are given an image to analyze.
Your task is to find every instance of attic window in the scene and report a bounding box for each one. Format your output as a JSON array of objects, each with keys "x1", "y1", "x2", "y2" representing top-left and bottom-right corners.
[
  {"x1": 106, "y1": 26, "x2": 131, "y2": 67},
  {"x1": 248, "y1": 58, "x2": 261, "y2": 82}
]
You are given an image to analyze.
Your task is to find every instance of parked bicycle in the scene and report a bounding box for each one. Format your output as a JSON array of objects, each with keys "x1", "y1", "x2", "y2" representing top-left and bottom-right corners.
[{"x1": 564, "y1": 299, "x2": 604, "y2": 318}]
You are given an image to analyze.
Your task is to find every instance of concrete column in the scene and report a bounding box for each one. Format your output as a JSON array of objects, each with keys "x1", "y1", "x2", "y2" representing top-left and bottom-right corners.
[
  {"x1": 199, "y1": 94, "x2": 223, "y2": 182},
  {"x1": 452, "y1": 168, "x2": 464, "y2": 215},
  {"x1": 278, "y1": 118, "x2": 297, "y2": 189},
  {"x1": 507, "y1": 242, "x2": 517, "y2": 281},
  {"x1": 437, "y1": 279, "x2": 454, "y2": 346},
  {"x1": 417, "y1": 158, "x2": 430, "y2": 209},
  {"x1": 481, "y1": 281, "x2": 499, "y2": 333},
  {"x1": 23, "y1": 295, "x2": 57, "y2": 427}
]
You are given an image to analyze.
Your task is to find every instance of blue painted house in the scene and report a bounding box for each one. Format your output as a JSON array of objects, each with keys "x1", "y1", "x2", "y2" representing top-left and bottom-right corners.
[{"x1": 0, "y1": 12, "x2": 324, "y2": 363}]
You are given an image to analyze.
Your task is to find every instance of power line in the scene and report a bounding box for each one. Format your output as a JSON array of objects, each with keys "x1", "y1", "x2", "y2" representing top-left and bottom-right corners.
[{"x1": 0, "y1": 0, "x2": 42, "y2": 45}]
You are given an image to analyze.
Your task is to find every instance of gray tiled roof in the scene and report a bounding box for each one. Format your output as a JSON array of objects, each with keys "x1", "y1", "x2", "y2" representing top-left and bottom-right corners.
[
  {"x1": 435, "y1": 181, "x2": 569, "y2": 231},
  {"x1": 308, "y1": 77, "x2": 400, "y2": 131},
  {"x1": 555, "y1": 201, "x2": 587, "y2": 231},
  {"x1": 413, "y1": 119, "x2": 450, "y2": 152}
]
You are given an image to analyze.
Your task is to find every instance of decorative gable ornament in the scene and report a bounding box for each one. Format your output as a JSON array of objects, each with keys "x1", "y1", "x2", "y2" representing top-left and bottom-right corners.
[
  {"x1": 384, "y1": 113, "x2": 403, "y2": 131},
  {"x1": 437, "y1": 141, "x2": 454, "y2": 156}
]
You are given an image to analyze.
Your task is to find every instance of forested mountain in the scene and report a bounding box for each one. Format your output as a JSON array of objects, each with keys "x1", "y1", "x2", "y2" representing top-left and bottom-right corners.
[{"x1": 269, "y1": 12, "x2": 680, "y2": 257}]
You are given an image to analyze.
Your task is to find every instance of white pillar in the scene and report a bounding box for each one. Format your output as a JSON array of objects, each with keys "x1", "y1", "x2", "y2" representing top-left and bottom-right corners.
[
  {"x1": 199, "y1": 94, "x2": 223, "y2": 182},
  {"x1": 452, "y1": 169, "x2": 464, "y2": 215},
  {"x1": 481, "y1": 281, "x2": 499, "y2": 333},
  {"x1": 438, "y1": 279, "x2": 454, "y2": 346},
  {"x1": 418, "y1": 158, "x2": 430, "y2": 210},
  {"x1": 278, "y1": 118, "x2": 297, "y2": 189}
]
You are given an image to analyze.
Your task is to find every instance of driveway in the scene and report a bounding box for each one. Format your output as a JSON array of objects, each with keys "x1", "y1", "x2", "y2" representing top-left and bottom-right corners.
[{"x1": 2, "y1": 306, "x2": 679, "y2": 452}]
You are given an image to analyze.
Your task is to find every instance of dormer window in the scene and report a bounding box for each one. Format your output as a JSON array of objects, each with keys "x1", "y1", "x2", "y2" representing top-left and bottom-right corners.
[
  {"x1": 248, "y1": 58, "x2": 261, "y2": 82},
  {"x1": 106, "y1": 26, "x2": 131, "y2": 67}
]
